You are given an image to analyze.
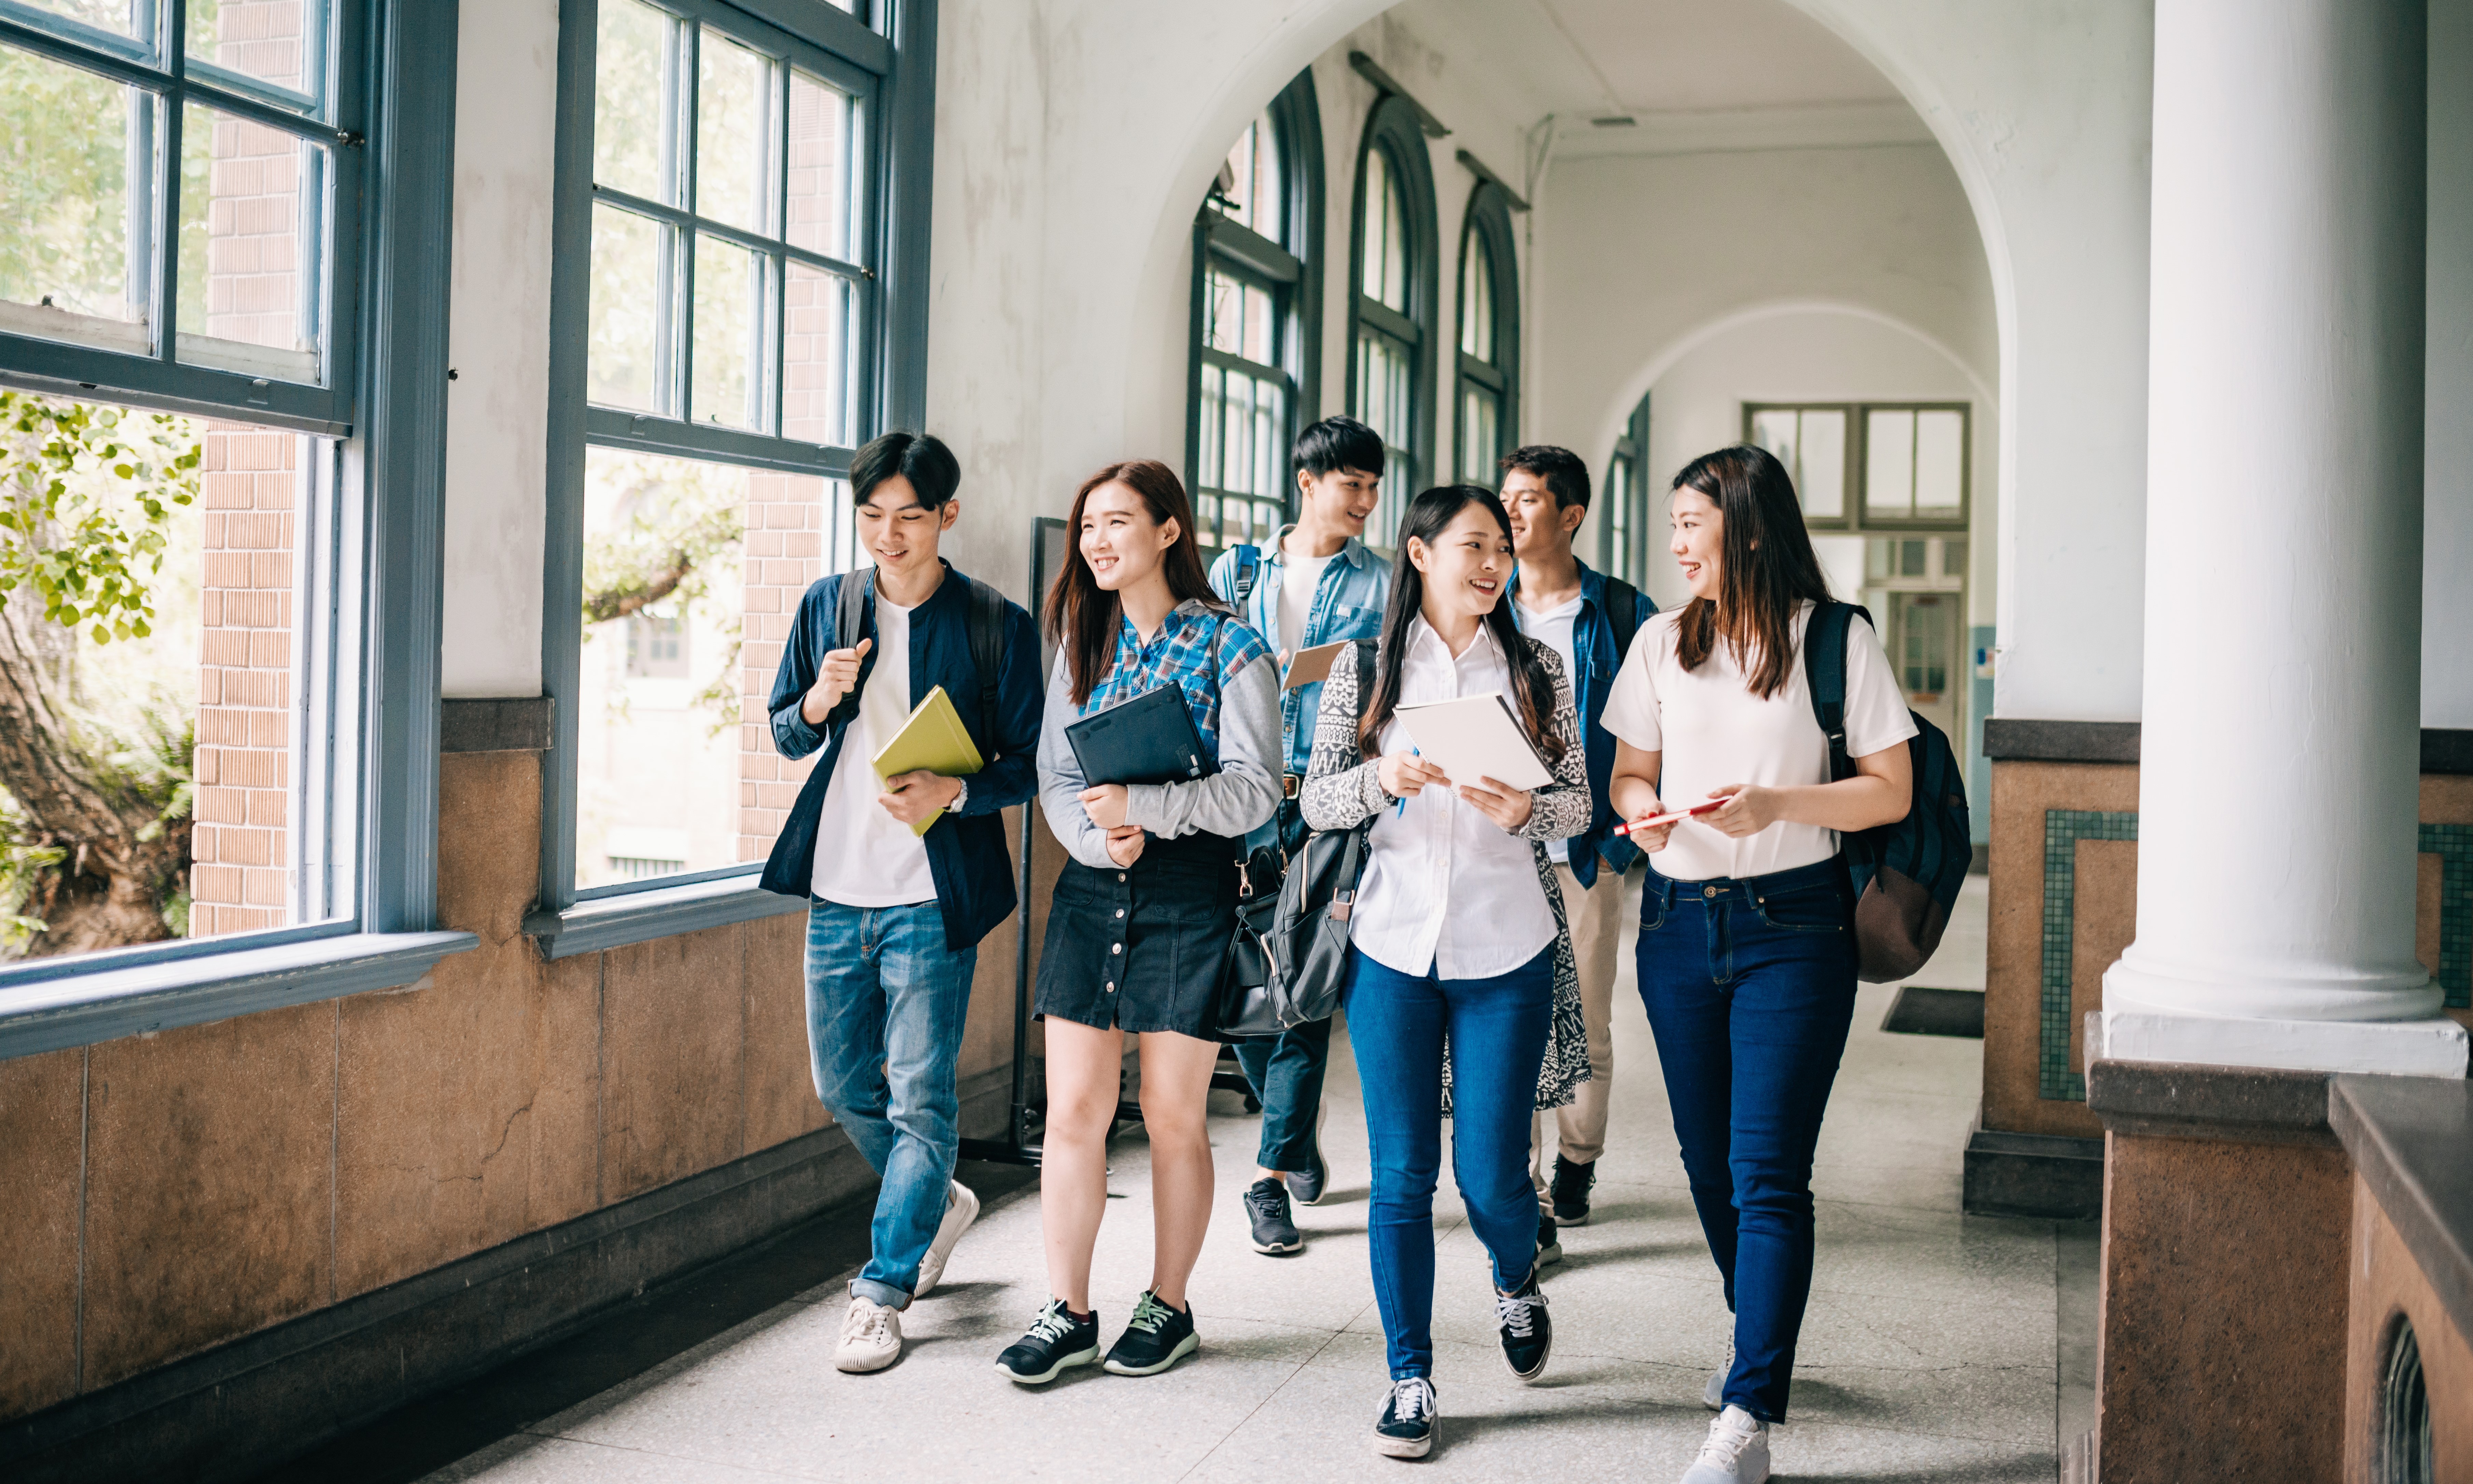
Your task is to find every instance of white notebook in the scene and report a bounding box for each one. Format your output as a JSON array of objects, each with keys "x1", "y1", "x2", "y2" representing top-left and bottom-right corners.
[{"x1": 1391, "y1": 692, "x2": 1554, "y2": 792}]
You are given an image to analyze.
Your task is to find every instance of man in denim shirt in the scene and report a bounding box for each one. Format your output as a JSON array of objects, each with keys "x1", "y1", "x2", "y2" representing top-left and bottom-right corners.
[
  {"x1": 1205, "y1": 416, "x2": 1391, "y2": 1257},
  {"x1": 760, "y1": 433, "x2": 1043, "y2": 1373},
  {"x1": 1500, "y1": 444, "x2": 1656, "y2": 1259}
]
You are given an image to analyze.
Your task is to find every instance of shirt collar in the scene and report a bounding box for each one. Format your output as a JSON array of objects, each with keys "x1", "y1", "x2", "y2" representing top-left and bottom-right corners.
[
  {"x1": 1407, "y1": 614, "x2": 1503, "y2": 666},
  {"x1": 1268, "y1": 527, "x2": 1370, "y2": 570}
]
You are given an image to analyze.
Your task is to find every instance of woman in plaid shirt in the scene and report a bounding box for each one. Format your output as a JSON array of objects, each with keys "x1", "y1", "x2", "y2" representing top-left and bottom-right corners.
[{"x1": 994, "y1": 460, "x2": 1281, "y2": 1387}]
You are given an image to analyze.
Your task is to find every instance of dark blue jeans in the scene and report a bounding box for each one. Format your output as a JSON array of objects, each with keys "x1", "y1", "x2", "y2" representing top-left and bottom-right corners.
[
  {"x1": 806, "y1": 900, "x2": 977, "y2": 1308},
  {"x1": 1635, "y1": 857, "x2": 1857, "y2": 1423},
  {"x1": 1344, "y1": 943, "x2": 1554, "y2": 1380}
]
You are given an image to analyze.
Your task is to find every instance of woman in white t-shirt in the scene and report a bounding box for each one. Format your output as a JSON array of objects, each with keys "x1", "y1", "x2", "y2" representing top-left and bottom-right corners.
[{"x1": 1599, "y1": 445, "x2": 1914, "y2": 1484}]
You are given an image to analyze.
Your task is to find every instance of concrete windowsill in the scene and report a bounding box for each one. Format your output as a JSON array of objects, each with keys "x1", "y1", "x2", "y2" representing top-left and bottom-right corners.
[
  {"x1": 2329, "y1": 1073, "x2": 2473, "y2": 1350},
  {"x1": 0, "y1": 929, "x2": 479, "y2": 1062},
  {"x1": 524, "y1": 874, "x2": 809, "y2": 960}
]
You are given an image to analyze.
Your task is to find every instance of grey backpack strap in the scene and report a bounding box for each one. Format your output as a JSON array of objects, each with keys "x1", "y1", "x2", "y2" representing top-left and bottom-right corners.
[
  {"x1": 835, "y1": 568, "x2": 869, "y2": 653},
  {"x1": 963, "y1": 575, "x2": 1007, "y2": 752}
]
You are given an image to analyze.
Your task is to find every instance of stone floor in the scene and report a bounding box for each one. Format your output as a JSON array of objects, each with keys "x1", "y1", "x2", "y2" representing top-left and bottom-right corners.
[{"x1": 418, "y1": 875, "x2": 2082, "y2": 1483}]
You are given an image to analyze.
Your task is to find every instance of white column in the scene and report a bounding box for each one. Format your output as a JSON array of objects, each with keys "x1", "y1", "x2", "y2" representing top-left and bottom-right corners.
[{"x1": 2102, "y1": 0, "x2": 2467, "y2": 1075}]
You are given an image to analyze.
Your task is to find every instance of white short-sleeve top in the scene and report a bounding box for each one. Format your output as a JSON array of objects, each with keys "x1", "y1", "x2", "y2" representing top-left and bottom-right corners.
[{"x1": 1599, "y1": 600, "x2": 1916, "y2": 883}]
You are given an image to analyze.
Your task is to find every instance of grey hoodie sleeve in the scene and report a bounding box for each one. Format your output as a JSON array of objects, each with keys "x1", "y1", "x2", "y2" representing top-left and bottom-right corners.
[
  {"x1": 1120, "y1": 656, "x2": 1283, "y2": 841},
  {"x1": 1036, "y1": 653, "x2": 1121, "y2": 870}
]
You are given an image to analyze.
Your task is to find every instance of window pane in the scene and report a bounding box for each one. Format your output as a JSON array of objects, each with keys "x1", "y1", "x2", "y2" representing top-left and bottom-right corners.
[
  {"x1": 0, "y1": 45, "x2": 152, "y2": 353},
  {"x1": 20, "y1": 1, "x2": 142, "y2": 37},
  {"x1": 1211, "y1": 113, "x2": 1282, "y2": 244},
  {"x1": 691, "y1": 234, "x2": 762, "y2": 429},
  {"x1": 1380, "y1": 163, "x2": 1409, "y2": 313},
  {"x1": 785, "y1": 70, "x2": 853, "y2": 260},
  {"x1": 588, "y1": 204, "x2": 666, "y2": 412},
  {"x1": 594, "y1": 0, "x2": 675, "y2": 203},
  {"x1": 189, "y1": 0, "x2": 323, "y2": 102},
  {"x1": 1915, "y1": 409, "x2": 1964, "y2": 516},
  {"x1": 1203, "y1": 264, "x2": 1241, "y2": 356},
  {"x1": 177, "y1": 103, "x2": 325, "y2": 384},
  {"x1": 1865, "y1": 408, "x2": 1915, "y2": 519},
  {"x1": 0, "y1": 391, "x2": 349, "y2": 960},
  {"x1": 1356, "y1": 329, "x2": 1415, "y2": 547},
  {"x1": 1798, "y1": 409, "x2": 1845, "y2": 519},
  {"x1": 575, "y1": 451, "x2": 853, "y2": 890},
  {"x1": 1748, "y1": 407, "x2": 1797, "y2": 475},
  {"x1": 1360, "y1": 147, "x2": 1389, "y2": 303},
  {"x1": 1460, "y1": 233, "x2": 1492, "y2": 361},
  {"x1": 694, "y1": 28, "x2": 772, "y2": 234},
  {"x1": 1458, "y1": 384, "x2": 1498, "y2": 483},
  {"x1": 782, "y1": 262, "x2": 851, "y2": 447}
]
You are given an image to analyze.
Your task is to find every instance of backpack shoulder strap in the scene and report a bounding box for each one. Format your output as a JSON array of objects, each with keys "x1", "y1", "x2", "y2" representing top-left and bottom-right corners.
[
  {"x1": 963, "y1": 574, "x2": 1008, "y2": 752},
  {"x1": 1230, "y1": 544, "x2": 1262, "y2": 606},
  {"x1": 1603, "y1": 575, "x2": 1644, "y2": 661},
  {"x1": 835, "y1": 568, "x2": 869, "y2": 653},
  {"x1": 1803, "y1": 600, "x2": 1858, "y2": 783}
]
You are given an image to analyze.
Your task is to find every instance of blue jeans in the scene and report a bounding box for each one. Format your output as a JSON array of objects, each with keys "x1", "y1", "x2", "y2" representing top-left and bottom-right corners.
[
  {"x1": 806, "y1": 899, "x2": 977, "y2": 1309},
  {"x1": 1635, "y1": 858, "x2": 1857, "y2": 1423},
  {"x1": 1344, "y1": 942, "x2": 1554, "y2": 1380}
]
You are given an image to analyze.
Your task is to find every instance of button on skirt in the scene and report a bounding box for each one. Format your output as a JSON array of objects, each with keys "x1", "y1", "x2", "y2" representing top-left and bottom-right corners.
[{"x1": 1034, "y1": 844, "x2": 1238, "y2": 1038}]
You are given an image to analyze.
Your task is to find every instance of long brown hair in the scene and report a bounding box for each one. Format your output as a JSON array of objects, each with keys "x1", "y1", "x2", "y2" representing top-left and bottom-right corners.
[
  {"x1": 1358, "y1": 486, "x2": 1567, "y2": 769},
  {"x1": 1670, "y1": 445, "x2": 1832, "y2": 698},
  {"x1": 1042, "y1": 460, "x2": 1219, "y2": 704}
]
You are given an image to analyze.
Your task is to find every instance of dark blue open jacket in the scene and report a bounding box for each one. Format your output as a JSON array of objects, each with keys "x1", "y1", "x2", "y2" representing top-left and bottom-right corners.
[
  {"x1": 758, "y1": 564, "x2": 1043, "y2": 951},
  {"x1": 1510, "y1": 561, "x2": 1658, "y2": 889}
]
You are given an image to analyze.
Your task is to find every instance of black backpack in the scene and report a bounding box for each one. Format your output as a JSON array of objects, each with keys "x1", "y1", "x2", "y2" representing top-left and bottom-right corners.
[
  {"x1": 1214, "y1": 641, "x2": 1376, "y2": 1039},
  {"x1": 835, "y1": 569, "x2": 1009, "y2": 752},
  {"x1": 1804, "y1": 601, "x2": 1972, "y2": 983}
]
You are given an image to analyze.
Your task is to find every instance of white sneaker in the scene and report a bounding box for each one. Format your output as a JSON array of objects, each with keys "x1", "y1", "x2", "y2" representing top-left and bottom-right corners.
[
  {"x1": 1704, "y1": 1332, "x2": 1734, "y2": 1409},
  {"x1": 912, "y1": 1180, "x2": 981, "y2": 1298},
  {"x1": 834, "y1": 1295, "x2": 903, "y2": 1373},
  {"x1": 1680, "y1": 1405, "x2": 1769, "y2": 1484}
]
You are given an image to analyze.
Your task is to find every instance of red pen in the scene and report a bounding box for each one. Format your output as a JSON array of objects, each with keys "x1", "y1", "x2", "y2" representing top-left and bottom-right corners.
[{"x1": 1614, "y1": 799, "x2": 1725, "y2": 836}]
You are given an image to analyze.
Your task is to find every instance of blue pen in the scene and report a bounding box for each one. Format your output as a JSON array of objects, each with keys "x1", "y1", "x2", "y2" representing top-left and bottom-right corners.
[{"x1": 1394, "y1": 748, "x2": 1418, "y2": 816}]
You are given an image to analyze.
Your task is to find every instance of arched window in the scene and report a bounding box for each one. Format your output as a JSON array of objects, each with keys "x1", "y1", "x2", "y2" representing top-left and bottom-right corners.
[
  {"x1": 1349, "y1": 96, "x2": 1438, "y2": 549},
  {"x1": 1187, "y1": 71, "x2": 1321, "y2": 551},
  {"x1": 1455, "y1": 182, "x2": 1519, "y2": 482},
  {"x1": 1602, "y1": 391, "x2": 1652, "y2": 583}
]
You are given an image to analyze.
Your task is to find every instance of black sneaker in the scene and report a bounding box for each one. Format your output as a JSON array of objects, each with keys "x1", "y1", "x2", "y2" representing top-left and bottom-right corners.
[
  {"x1": 1536, "y1": 1212, "x2": 1563, "y2": 1267},
  {"x1": 994, "y1": 1298, "x2": 1100, "y2": 1384},
  {"x1": 1103, "y1": 1290, "x2": 1199, "y2": 1375},
  {"x1": 1245, "y1": 1177, "x2": 1303, "y2": 1254},
  {"x1": 1286, "y1": 1143, "x2": 1330, "y2": 1206},
  {"x1": 1372, "y1": 1376, "x2": 1439, "y2": 1458},
  {"x1": 1496, "y1": 1270, "x2": 1552, "y2": 1382},
  {"x1": 1549, "y1": 1155, "x2": 1596, "y2": 1226}
]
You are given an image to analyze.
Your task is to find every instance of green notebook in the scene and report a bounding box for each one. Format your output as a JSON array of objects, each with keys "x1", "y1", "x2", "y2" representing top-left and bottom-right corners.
[{"x1": 869, "y1": 685, "x2": 985, "y2": 837}]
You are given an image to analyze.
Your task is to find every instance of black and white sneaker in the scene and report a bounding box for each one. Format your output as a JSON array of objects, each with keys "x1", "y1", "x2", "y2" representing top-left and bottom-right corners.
[
  {"x1": 1536, "y1": 1212, "x2": 1564, "y2": 1268},
  {"x1": 1496, "y1": 1270, "x2": 1552, "y2": 1382},
  {"x1": 1372, "y1": 1376, "x2": 1439, "y2": 1458},
  {"x1": 1245, "y1": 1176, "x2": 1303, "y2": 1254},
  {"x1": 1103, "y1": 1290, "x2": 1199, "y2": 1375},
  {"x1": 994, "y1": 1298, "x2": 1100, "y2": 1384},
  {"x1": 1549, "y1": 1155, "x2": 1596, "y2": 1226},
  {"x1": 1286, "y1": 1100, "x2": 1331, "y2": 1206}
]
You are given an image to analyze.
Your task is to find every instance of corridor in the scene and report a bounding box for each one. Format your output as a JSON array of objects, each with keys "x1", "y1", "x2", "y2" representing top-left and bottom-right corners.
[{"x1": 410, "y1": 883, "x2": 2080, "y2": 1483}]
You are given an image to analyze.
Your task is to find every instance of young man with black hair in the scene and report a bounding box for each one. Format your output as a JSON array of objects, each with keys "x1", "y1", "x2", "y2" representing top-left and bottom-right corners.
[
  {"x1": 760, "y1": 431, "x2": 1043, "y2": 1374},
  {"x1": 1205, "y1": 415, "x2": 1392, "y2": 1258},
  {"x1": 1500, "y1": 444, "x2": 1657, "y2": 1261}
]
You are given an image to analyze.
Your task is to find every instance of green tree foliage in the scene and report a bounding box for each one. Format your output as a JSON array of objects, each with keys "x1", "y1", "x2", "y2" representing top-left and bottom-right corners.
[
  {"x1": 0, "y1": 391, "x2": 200, "y2": 644},
  {"x1": 0, "y1": 37, "x2": 139, "y2": 322}
]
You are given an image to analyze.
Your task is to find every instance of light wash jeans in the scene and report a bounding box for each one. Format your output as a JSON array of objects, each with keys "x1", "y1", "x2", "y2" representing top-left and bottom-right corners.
[{"x1": 806, "y1": 899, "x2": 977, "y2": 1309}]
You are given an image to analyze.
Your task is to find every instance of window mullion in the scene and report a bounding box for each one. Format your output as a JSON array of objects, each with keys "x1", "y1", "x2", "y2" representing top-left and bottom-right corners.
[
  {"x1": 770, "y1": 61, "x2": 789, "y2": 437},
  {"x1": 154, "y1": 0, "x2": 184, "y2": 366},
  {"x1": 676, "y1": 22, "x2": 701, "y2": 422}
]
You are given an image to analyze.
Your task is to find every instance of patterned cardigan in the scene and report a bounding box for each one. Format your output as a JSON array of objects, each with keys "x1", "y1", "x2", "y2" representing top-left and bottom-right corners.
[{"x1": 1298, "y1": 636, "x2": 1593, "y2": 1111}]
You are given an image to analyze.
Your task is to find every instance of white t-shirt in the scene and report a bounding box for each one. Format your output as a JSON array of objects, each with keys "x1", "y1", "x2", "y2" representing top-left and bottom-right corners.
[
  {"x1": 1515, "y1": 591, "x2": 1585, "y2": 865},
  {"x1": 811, "y1": 596, "x2": 939, "y2": 907},
  {"x1": 1350, "y1": 619, "x2": 1558, "y2": 980},
  {"x1": 1599, "y1": 601, "x2": 1915, "y2": 883},
  {"x1": 1277, "y1": 549, "x2": 1333, "y2": 656}
]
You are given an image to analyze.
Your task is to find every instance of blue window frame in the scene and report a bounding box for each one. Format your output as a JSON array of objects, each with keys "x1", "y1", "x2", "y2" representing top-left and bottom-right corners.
[
  {"x1": 531, "y1": 0, "x2": 936, "y2": 955},
  {"x1": 0, "y1": 0, "x2": 470, "y2": 1058}
]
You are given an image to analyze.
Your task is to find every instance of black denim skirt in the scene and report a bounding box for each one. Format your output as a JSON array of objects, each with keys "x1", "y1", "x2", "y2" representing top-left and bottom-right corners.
[{"x1": 1035, "y1": 833, "x2": 1240, "y2": 1037}]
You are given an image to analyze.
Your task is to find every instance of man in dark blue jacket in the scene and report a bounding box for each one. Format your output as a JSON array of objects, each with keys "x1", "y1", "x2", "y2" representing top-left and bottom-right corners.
[
  {"x1": 760, "y1": 432, "x2": 1041, "y2": 1374},
  {"x1": 1502, "y1": 444, "x2": 1656, "y2": 1258}
]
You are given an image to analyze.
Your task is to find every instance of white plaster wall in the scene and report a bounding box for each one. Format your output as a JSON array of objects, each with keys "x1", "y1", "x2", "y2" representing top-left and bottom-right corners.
[
  {"x1": 2427, "y1": 0, "x2": 2472, "y2": 728},
  {"x1": 1623, "y1": 308, "x2": 1996, "y2": 618},
  {"x1": 438, "y1": 0, "x2": 558, "y2": 696}
]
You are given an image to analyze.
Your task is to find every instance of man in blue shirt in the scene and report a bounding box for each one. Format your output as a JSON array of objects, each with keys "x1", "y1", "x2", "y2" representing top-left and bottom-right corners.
[
  {"x1": 1500, "y1": 444, "x2": 1656, "y2": 1260},
  {"x1": 1205, "y1": 416, "x2": 1392, "y2": 1258},
  {"x1": 760, "y1": 432, "x2": 1044, "y2": 1373}
]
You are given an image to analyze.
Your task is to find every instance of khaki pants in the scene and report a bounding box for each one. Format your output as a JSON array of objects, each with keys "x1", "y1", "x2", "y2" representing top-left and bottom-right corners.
[{"x1": 1532, "y1": 858, "x2": 1629, "y2": 1204}]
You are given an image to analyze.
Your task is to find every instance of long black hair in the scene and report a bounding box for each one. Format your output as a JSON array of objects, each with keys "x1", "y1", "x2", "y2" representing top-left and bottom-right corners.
[
  {"x1": 1042, "y1": 459, "x2": 1219, "y2": 705},
  {"x1": 1669, "y1": 445, "x2": 1833, "y2": 698},
  {"x1": 1359, "y1": 485, "x2": 1566, "y2": 767}
]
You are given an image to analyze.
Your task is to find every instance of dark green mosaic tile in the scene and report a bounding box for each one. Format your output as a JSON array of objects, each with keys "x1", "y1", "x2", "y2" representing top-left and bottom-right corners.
[
  {"x1": 2421, "y1": 823, "x2": 2473, "y2": 1011},
  {"x1": 2039, "y1": 809, "x2": 2138, "y2": 1102}
]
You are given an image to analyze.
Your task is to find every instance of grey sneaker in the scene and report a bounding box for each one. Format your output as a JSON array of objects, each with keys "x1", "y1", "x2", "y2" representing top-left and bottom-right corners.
[{"x1": 1244, "y1": 1176, "x2": 1303, "y2": 1254}]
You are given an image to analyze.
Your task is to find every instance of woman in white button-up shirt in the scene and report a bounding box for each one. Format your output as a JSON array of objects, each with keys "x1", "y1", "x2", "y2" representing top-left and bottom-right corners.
[{"x1": 1298, "y1": 485, "x2": 1590, "y2": 1457}]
